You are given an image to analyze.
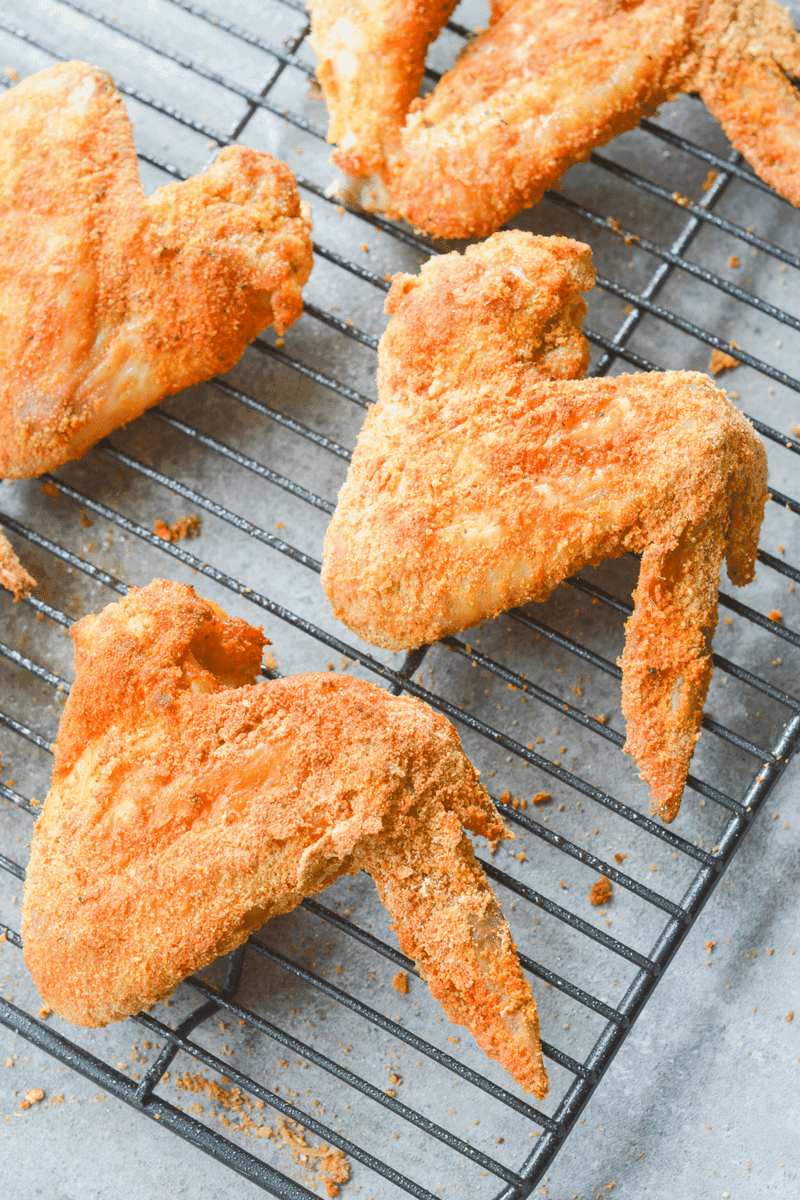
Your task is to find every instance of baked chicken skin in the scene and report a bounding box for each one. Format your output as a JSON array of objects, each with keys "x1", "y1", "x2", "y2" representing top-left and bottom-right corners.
[
  {"x1": 321, "y1": 232, "x2": 768, "y2": 822},
  {"x1": 0, "y1": 61, "x2": 313, "y2": 597},
  {"x1": 22, "y1": 579, "x2": 547, "y2": 1099},
  {"x1": 310, "y1": 0, "x2": 800, "y2": 238}
]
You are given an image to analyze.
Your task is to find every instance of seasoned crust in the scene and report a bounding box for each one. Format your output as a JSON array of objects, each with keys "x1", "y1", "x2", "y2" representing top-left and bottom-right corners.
[
  {"x1": 0, "y1": 61, "x2": 313, "y2": 481},
  {"x1": 22, "y1": 579, "x2": 547, "y2": 1097},
  {"x1": 322, "y1": 232, "x2": 768, "y2": 820},
  {"x1": 310, "y1": 0, "x2": 800, "y2": 238}
]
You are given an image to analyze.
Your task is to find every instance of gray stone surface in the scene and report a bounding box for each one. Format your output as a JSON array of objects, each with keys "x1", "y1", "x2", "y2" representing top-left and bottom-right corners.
[{"x1": 0, "y1": 2, "x2": 797, "y2": 1198}]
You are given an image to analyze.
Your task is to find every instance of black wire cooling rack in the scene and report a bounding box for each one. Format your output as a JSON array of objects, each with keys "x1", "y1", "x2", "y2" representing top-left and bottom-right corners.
[{"x1": 0, "y1": 2, "x2": 799, "y2": 1197}]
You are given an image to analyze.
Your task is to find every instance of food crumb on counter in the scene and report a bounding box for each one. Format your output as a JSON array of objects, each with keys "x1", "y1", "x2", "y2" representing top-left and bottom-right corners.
[
  {"x1": 589, "y1": 876, "x2": 613, "y2": 907},
  {"x1": 391, "y1": 971, "x2": 408, "y2": 994}
]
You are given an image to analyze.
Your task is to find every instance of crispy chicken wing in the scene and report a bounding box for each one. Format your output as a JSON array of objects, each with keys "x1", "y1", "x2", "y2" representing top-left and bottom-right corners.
[
  {"x1": 0, "y1": 61, "x2": 313, "y2": 595},
  {"x1": 308, "y1": 0, "x2": 459, "y2": 177},
  {"x1": 22, "y1": 579, "x2": 547, "y2": 1098},
  {"x1": 311, "y1": 0, "x2": 800, "y2": 238},
  {"x1": 321, "y1": 233, "x2": 768, "y2": 820}
]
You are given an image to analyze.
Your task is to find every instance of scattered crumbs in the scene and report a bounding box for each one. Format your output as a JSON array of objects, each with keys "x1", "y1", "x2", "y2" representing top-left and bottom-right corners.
[
  {"x1": 588, "y1": 876, "x2": 613, "y2": 907},
  {"x1": 42, "y1": 482, "x2": 58, "y2": 499},
  {"x1": 623, "y1": 304, "x2": 633, "y2": 315},
  {"x1": 558, "y1": 880, "x2": 567, "y2": 889},
  {"x1": 607, "y1": 217, "x2": 621, "y2": 232},
  {"x1": 275, "y1": 521, "x2": 285, "y2": 529},
  {"x1": 596, "y1": 713, "x2": 607, "y2": 725},
  {"x1": 791, "y1": 424, "x2": 800, "y2": 437},
  {"x1": 531, "y1": 792, "x2": 551, "y2": 806},
  {"x1": 334, "y1": 204, "x2": 345, "y2": 216},
  {"x1": 672, "y1": 191, "x2": 690, "y2": 206},
  {"x1": 614, "y1": 852, "x2": 627, "y2": 863},
  {"x1": 709, "y1": 348, "x2": 739, "y2": 375},
  {"x1": 724, "y1": 617, "x2": 732, "y2": 626},
  {"x1": 37, "y1": 1006, "x2": 51, "y2": 1020},
  {"x1": 154, "y1": 514, "x2": 200, "y2": 543},
  {"x1": 728, "y1": 255, "x2": 739, "y2": 268},
  {"x1": 360, "y1": 242, "x2": 369, "y2": 252},
  {"x1": 327, "y1": 662, "x2": 335, "y2": 671},
  {"x1": 701, "y1": 169, "x2": 718, "y2": 190},
  {"x1": 787, "y1": 1012, "x2": 794, "y2": 1022},
  {"x1": 515, "y1": 851, "x2": 527, "y2": 862},
  {"x1": 705, "y1": 940, "x2": 715, "y2": 952},
  {"x1": 778, "y1": 543, "x2": 784, "y2": 553},
  {"x1": 20, "y1": 1088, "x2": 45, "y2": 1110},
  {"x1": 391, "y1": 971, "x2": 408, "y2": 995},
  {"x1": 79, "y1": 511, "x2": 93, "y2": 528},
  {"x1": 5, "y1": 66, "x2": 18, "y2": 82},
  {"x1": 769, "y1": 610, "x2": 782, "y2": 623}
]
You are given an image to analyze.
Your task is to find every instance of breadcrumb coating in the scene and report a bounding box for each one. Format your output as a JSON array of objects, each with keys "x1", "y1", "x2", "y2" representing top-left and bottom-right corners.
[
  {"x1": 0, "y1": 61, "x2": 313, "y2": 483},
  {"x1": 311, "y1": 0, "x2": 800, "y2": 237},
  {"x1": 322, "y1": 232, "x2": 768, "y2": 821},
  {"x1": 22, "y1": 579, "x2": 547, "y2": 1098}
]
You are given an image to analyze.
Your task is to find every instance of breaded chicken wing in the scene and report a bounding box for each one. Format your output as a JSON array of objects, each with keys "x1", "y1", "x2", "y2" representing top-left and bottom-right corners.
[
  {"x1": 321, "y1": 233, "x2": 768, "y2": 821},
  {"x1": 0, "y1": 61, "x2": 313, "y2": 594},
  {"x1": 311, "y1": 0, "x2": 800, "y2": 238},
  {"x1": 308, "y1": 0, "x2": 459, "y2": 177},
  {"x1": 22, "y1": 579, "x2": 547, "y2": 1098}
]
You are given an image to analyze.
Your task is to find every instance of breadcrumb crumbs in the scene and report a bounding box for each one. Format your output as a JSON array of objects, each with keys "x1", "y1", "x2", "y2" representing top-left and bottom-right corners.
[
  {"x1": 391, "y1": 971, "x2": 408, "y2": 995},
  {"x1": 154, "y1": 514, "x2": 200, "y2": 543},
  {"x1": 709, "y1": 348, "x2": 739, "y2": 375},
  {"x1": 588, "y1": 876, "x2": 613, "y2": 906}
]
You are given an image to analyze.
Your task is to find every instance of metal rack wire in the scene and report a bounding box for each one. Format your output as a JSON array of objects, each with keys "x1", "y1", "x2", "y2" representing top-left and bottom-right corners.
[{"x1": 0, "y1": 2, "x2": 798, "y2": 1197}]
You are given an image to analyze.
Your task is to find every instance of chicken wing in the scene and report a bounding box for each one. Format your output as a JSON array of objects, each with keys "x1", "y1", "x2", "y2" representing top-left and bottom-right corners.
[
  {"x1": 308, "y1": 0, "x2": 460, "y2": 177},
  {"x1": 0, "y1": 61, "x2": 313, "y2": 521},
  {"x1": 22, "y1": 578, "x2": 547, "y2": 1098},
  {"x1": 311, "y1": 0, "x2": 800, "y2": 238},
  {"x1": 321, "y1": 232, "x2": 768, "y2": 821}
]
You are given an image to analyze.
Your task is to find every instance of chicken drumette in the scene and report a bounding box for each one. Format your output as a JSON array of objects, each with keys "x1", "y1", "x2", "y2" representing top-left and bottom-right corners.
[
  {"x1": 322, "y1": 232, "x2": 768, "y2": 822},
  {"x1": 310, "y1": 0, "x2": 800, "y2": 238},
  {"x1": 0, "y1": 61, "x2": 313, "y2": 597},
  {"x1": 22, "y1": 578, "x2": 547, "y2": 1098}
]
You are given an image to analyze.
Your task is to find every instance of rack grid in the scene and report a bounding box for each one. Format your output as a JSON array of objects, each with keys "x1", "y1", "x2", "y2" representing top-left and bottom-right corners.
[{"x1": 0, "y1": 2, "x2": 798, "y2": 1197}]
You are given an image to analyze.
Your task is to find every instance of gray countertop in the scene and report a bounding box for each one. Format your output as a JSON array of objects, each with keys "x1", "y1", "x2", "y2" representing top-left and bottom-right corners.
[{"x1": 0, "y1": 2, "x2": 798, "y2": 1197}]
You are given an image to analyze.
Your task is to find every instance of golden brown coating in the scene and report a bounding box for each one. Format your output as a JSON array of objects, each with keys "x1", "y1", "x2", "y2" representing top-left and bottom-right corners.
[
  {"x1": 0, "y1": 531, "x2": 36, "y2": 601},
  {"x1": 311, "y1": 0, "x2": 800, "y2": 238},
  {"x1": 22, "y1": 579, "x2": 547, "y2": 1098},
  {"x1": 0, "y1": 61, "x2": 313, "y2": 483},
  {"x1": 308, "y1": 0, "x2": 459, "y2": 176},
  {"x1": 321, "y1": 232, "x2": 768, "y2": 821}
]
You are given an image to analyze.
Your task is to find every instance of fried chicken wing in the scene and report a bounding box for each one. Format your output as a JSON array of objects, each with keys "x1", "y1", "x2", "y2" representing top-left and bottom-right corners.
[
  {"x1": 311, "y1": 0, "x2": 800, "y2": 238},
  {"x1": 321, "y1": 233, "x2": 768, "y2": 820},
  {"x1": 22, "y1": 578, "x2": 547, "y2": 1098},
  {"x1": 308, "y1": 0, "x2": 459, "y2": 177},
  {"x1": 0, "y1": 61, "x2": 312, "y2": 483}
]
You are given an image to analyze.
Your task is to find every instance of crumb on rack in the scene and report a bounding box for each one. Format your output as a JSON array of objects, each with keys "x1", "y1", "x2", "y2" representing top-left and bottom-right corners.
[
  {"x1": 708, "y1": 348, "x2": 740, "y2": 375},
  {"x1": 175, "y1": 1072, "x2": 349, "y2": 1194},
  {"x1": 589, "y1": 876, "x2": 613, "y2": 906},
  {"x1": 391, "y1": 971, "x2": 408, "y2": 994},
  {"x1": 154, "y1": 514, "x2": 201, "y2": 543},
  {"x1": 531, "y1": 791, "x2": 551, "y2": 806}
]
